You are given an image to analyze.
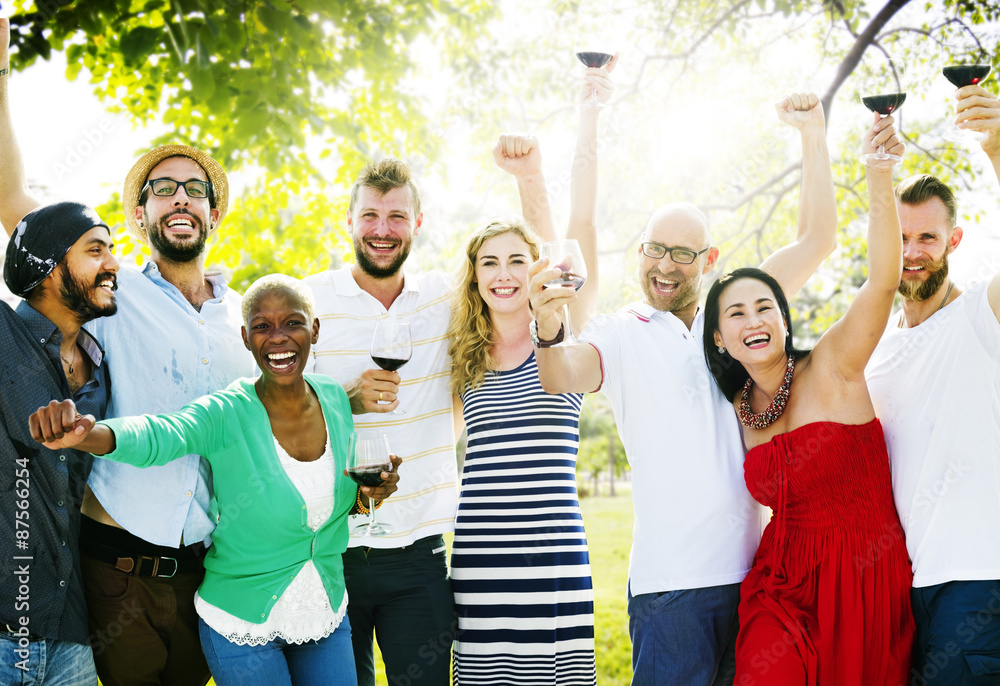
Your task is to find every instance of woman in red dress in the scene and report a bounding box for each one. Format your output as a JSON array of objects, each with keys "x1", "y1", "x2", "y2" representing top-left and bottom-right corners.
[{"x1": 701, "y1": 116, "x2": 914, "y2": 684}]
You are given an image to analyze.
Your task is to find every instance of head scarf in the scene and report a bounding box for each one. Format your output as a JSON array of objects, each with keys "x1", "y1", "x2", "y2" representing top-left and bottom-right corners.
[{"x1": 4, "y1": 202, "x2": 110, "y2": 298}]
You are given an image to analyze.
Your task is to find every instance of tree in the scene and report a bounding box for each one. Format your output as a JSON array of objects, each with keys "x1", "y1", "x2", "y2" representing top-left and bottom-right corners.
[{"x1": 8, "y1": 0, "x2": 494, "y2": 288}]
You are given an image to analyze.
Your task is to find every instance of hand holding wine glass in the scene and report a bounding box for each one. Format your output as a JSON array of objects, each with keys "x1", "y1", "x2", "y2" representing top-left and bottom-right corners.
[
  {"x1": 861, "y1": 112, "x2": 904, "y2": 172},
  {"x1": 371, "y1": 319, "x2": 411, "y2": 414},
  {"x1": 347, "y1": 429, "x2": 396, "y2": 537},
  {"x1": 540, "y1": 239, "x2": 588, "y2": 345},
  {"x1": 859, "y1": 93, "x2": 906, "y2": 166},
  {"x1": 576, "y1": 51, "x2": 618, "y2": 107}
]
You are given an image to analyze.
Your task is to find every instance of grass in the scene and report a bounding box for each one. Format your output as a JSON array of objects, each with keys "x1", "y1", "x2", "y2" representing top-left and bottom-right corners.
[{"x1": 199, "y1": 493, "x2": 637, "y2": 686}]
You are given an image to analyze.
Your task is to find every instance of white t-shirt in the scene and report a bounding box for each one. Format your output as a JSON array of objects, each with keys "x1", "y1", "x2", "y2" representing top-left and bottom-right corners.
[
  {"x1": 581, "y1": 303, "x2": 767, "y2": 595},
  {"x1": 304, "y1": 267, "x2": 459, "y2": 548},
  {"x1": 866, "y1": 281, "x2": 1000, "y2": 588}
]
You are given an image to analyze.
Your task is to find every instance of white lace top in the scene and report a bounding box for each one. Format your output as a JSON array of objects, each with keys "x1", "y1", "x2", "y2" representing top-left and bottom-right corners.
[{"x1": 195, "y1": 436, "x2": 347, "y2": 645}]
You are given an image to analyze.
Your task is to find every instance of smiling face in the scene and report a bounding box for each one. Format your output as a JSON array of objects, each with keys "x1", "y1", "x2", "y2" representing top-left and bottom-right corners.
[
  {"x1": 474, "y1": 232, "x2": 533, "y2": 317},
  {"x1": 712, "y1": 277, "x2": 788, "y2": 366},
  {"x1": 138, "y1": 156, "x2": 219, "y2": 263},
  {"x1": 638, "y1": 205, "x2": 717, "y2": 316},
  {"x1": 897, "y1": 197, "x2": 960, "y2": 302},
  {"x1": 349, "y1": 185, "x2": 422, "y2": 279},
  {"x1": 242, "y1": 289, "x2": 320, "y2": 385},
  {"x1": 51, "y1": 226, "x2": 119, "y2": 322}
]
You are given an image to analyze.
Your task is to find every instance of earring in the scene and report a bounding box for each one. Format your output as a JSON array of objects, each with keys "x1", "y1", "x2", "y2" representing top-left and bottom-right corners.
[{"x1": 717, "y1": 346, "x2": 726, "y2": 354}]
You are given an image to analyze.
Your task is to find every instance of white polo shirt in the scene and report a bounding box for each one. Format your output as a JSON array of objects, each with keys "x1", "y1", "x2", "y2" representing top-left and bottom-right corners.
[
  {"x1": 304, "y1": 266, "x2": 459, "y2": 548},
  {"x1": 866, "y1": 281, "x2": 1000, "y2": 588},
  {"x1": 581, "y1": 302, "x2": 767, "y2": 595}
]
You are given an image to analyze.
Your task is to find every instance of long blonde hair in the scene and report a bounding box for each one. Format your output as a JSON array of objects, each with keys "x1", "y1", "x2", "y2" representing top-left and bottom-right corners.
[{"x1": 448, "y1": 218, "x2": 541, "y2": 395}]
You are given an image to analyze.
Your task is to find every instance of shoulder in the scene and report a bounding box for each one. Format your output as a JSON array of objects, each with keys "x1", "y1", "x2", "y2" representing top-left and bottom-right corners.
[
  {"x1": 302, "y1": 269, "x2": 336, "y2": 287},
  {"x1": 412, "y1": 269, "x2": 453, "y2": 297}
]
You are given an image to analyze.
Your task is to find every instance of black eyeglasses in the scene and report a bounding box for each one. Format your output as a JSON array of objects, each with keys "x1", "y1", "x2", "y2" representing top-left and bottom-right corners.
[
  {"x1": 142, "y1": 178, "x2": 211, "y2": 199},
  {"x1": 640, "y1": 241, "x2": 710, "y2": 264}
]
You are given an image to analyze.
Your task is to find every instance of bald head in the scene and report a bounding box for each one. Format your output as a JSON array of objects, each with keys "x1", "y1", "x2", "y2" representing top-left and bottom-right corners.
[{"x1": 643, "y1": 202, "x2": 712, "y2": 248}]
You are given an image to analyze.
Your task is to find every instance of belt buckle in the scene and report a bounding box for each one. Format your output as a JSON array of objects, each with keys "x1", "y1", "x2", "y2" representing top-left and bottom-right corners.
[{"x1": 157, "y1": 557, "x2": 179, "y2": 578}]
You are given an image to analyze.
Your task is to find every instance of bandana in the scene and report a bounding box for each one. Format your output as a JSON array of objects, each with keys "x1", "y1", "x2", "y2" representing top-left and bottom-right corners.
[{"x1": 4, "y1": 203, "x2": 110, "y2": 298}]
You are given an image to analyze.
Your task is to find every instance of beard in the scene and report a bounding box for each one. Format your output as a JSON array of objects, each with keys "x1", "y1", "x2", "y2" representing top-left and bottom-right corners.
[
  {"x1": 145, "y1": 209, "x2": 209, "y2": 263},
  {"x1": 640, "y1": 265, "x2": 701, "y2": 314},
  {"x1": 354, "y1": 235, "x2": 412, "y2": 279},
  {"x1": 898, "y1": 252, "x2": 949, "y2": 302},
  {"x1": 58, "y1": 262, "x2": 118, "y2": 323}
]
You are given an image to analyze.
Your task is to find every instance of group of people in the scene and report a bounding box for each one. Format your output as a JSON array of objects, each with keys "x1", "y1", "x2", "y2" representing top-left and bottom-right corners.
[{"x1": 2, "y1": 14, "x2": 999, "y2": 686}]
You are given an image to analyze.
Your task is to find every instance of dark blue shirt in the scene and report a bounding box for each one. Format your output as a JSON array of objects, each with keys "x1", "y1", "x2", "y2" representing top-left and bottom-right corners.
[{"x1": 0, "y1": 300, "x2": 109, "y2": 645}]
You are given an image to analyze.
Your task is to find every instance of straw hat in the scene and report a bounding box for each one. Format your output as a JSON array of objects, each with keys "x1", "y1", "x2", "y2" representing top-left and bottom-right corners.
[{"x1": 122, "y1": 144, "x2": 229, "y2": 243}]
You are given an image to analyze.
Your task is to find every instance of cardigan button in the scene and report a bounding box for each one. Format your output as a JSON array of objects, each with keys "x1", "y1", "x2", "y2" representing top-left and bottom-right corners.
[{"x1": 272, "y1": 595, "x2": 277, "y2": 599}]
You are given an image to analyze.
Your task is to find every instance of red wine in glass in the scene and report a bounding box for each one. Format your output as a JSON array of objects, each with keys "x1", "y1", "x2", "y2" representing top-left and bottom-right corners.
[
  {"x1": 371, "y1": 355, "x2": 409, "y2": 372},
  {"x1": 943, "y1": 65, "x2": 992, "y2": 88},
  {"x1": 540, "y1": 240, "x2": 588, "y2": 345},
  {"x1": 576, "y1": 52, "x2": 613, "y2": 69},
  {"x1": 347, "y1": 466, "x2": 386, "y2": 489},
  {"x1": 859, "y1": 93, "x2": 906, "y2": 166},
  {"x1": 943, "y1": 65, "x2": 993, "y2": 144}
]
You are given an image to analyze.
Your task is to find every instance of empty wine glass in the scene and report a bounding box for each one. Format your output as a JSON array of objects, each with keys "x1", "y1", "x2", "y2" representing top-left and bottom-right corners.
[
  {"x1": 942, "y1": 64, "x2": 993, "y2": 145},
  {"x1": 371, "y1": 319, "x2": 411, "y2": 415},
  {"x1": 347, "y1": 429, "x2": 394, "y2": 537},
  {"x1": 540, "y1": 239, "x2": 588, "y2": 346}
]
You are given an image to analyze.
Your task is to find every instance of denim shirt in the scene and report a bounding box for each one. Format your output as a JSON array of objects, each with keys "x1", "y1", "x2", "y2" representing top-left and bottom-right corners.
[
  {"x1": 0, "y1": 300, "x2": 109, "y2": 645},
  {"x1": 85, "y1": 262, "x2": 256, "y2": 547}
]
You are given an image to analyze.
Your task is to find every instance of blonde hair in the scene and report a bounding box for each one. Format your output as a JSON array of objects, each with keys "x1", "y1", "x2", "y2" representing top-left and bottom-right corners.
[{"x1": 447, "y1": 218, "x2": 541, "y2": 395}]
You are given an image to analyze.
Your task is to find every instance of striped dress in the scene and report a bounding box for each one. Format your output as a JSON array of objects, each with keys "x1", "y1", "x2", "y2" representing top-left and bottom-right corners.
[{"x1": 452, "y1": 353, "x2": 596, "y2": 685}]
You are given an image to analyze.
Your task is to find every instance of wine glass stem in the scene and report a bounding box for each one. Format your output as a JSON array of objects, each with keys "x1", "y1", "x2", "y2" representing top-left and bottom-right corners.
[
  {"x1": 562, "y1": 304, "x2": 574, "y2": 341},
  {"x1": 369, "y1": 504, "x2": 378, "y2": 535}
]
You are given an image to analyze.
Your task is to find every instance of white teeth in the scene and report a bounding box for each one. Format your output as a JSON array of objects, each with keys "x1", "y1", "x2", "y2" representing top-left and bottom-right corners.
[
  {"x1": 268, "y1": 351, "x2": 295, "y2": 360},
  {"x1": 370, "y1": 241, "x2": 395, "y2": 249},
  {"x1": 167, "y1": 219, "x2": 194, "y2": 228},
  {"x1": 653, "y1": 278, "x2": 677, "y2": 288},
  {"x1": 903, "y1": 266, "x2": 923, "y2": 271},
  {"x1": 744, "y1": 334, "x2": 769, "y2": 345},
  {"x1": 99, "y1": 280, "x2": 114, "y2": 289},
  {"x1": 493, "y1": 287, "x2": 516, "y2": 295}
]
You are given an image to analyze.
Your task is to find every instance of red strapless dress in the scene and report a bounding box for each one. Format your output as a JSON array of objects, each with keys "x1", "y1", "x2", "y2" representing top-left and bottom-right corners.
[{"x1": 736, "y1": 419, "x2": 914, "y2": 685}]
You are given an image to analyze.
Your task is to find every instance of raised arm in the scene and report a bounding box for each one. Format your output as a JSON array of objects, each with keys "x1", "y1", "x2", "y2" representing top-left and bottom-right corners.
[
  {"x1": 759, "y1": 93, "x2": 837, "y2": 298},
  {"x1": 814, "y1": 115, "x2": 904, "y2": 379},
  {"x1": 0, "y1": 18, "x2": 43, "y2": 234},
  {"x1": 955, "y1": 83, "x2": 1000, "y2": 321},
  {"x1": 567, "y1": 54, "x2": 617, "y2": 332},
  {"x1": 527, "y1": 258, "x2": 603, "y2": 394},
  {"x1": 494, "y1": 134, "x2": 554, "y2": 241}
]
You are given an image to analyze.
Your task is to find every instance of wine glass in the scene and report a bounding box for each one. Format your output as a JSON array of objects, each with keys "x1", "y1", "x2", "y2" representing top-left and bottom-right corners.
[
  {"x1": 540, "y1": 239, "x2": 588, "y2": 346},
  {"x1": 859, "y1": 93, "x2": 906, "y2": 166},
  {"x1": 575, "y1": 49, "x2": 614, "y2": 106},
  {"x1": 942, "y1": 64, "x2": 993, "y2": 145},
  {"x1": 371, "y1": 319, "x2": 411, "y2": 415},
  {"x1": 347, "y1": 429, "x2": 394, "y2": 537}
]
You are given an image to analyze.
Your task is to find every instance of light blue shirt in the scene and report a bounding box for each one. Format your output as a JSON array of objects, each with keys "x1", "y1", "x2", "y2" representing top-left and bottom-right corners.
[{"x1": 85, "y1": 262, "x2": 256, "y2": 547}]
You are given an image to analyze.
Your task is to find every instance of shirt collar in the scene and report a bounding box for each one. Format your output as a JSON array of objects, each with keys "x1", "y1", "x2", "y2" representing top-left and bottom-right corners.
[
  {"x1": 16, "y1": 299, "x2": 106, "y2": 367},
  {"x1": 141, "y1": 261, "x2": 231, "y2": 300},
  {"x1": 332, "y1": 266, "x2": 420, "y2": 298}
]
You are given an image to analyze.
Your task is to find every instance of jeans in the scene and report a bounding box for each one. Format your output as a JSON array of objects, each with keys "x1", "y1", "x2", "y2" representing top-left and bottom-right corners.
[
  {"x1": 911, "y1": 580, "x2": 1000, "y2": 685},
  {"x1": 0, "y1": 632, "x2": 97, "y2": 686},
  {"x1": 344, "y1": 534, "x2": 456, "y2": 686},
  {"x1": 198, "y1": 616, "x2": 356, "y2": 686},
  {"x1": 627, "y1": 582, "x2": 740, "y2": 686}
]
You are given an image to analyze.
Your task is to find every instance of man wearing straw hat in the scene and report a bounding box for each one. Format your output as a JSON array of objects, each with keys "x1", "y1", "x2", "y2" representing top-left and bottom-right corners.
[{"x1": 0, "y1": 20, "x2": 255, "y2": 682}]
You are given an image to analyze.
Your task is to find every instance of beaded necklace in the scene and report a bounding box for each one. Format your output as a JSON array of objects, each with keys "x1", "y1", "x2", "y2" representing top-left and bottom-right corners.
[{"x1": 737, "y1": 355, "x2": 796, "y2": 430}]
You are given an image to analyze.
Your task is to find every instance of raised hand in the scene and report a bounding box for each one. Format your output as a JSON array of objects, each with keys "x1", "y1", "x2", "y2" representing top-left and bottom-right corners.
[
  {"x1": 775, "y1": 92, "x2": 824, "y2": 131},
  {"x1": 580, "y1": 53, "x2": 618, "y2": 105},
  {"x1": 954, "y1": 84, "x2": 1000, "y2": 158},
  {"x1": 862, "y1": 112, "x2": 905, "y2": 171},
  {"x1": 29, "y1": 399, "x2": 97, "y2": 450},
  {"x1": 344, "y1": 368, "x2": 401, "y2": 414},
  {"x1": 527, "y1": 257, "x2": 573, "y2": 341},
  {"x1": 492, "y1": 134, "x2": 543, "y2": 178}
]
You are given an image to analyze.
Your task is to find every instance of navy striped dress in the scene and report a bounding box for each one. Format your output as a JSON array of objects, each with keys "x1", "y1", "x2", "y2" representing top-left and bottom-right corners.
[{"x1": 452, "y1": 353, "x2": 596, "y2": 685}]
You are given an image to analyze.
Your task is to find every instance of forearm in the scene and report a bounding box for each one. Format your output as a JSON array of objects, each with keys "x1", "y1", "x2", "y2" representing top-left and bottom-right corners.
[
  {"x1": 535, "y1": 343, "x2": 601, "y2": 394},
  {"x1": 567, "y1": 106, "x2": 602, "y2": 328},
  {"x1": 0, "y1": 67, "x2": 38, "y2": 234},
  {"x1": 795, "y1": 127, "x2": 838, "y2": 260},
  {"x1": 518, "y1": 172, "x2": 554, "y2": 241},
  {"x1": 78, "y1": 424, "x2": 117, "y2": 456},
  {"x1": 865, "y1": 167, "x2": 903, "y2": 291}
]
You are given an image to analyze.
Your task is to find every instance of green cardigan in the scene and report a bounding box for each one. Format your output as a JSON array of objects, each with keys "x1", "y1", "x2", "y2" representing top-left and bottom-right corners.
[{"x1": 100, "y1": 374, "x2": 355, "y2": 624}]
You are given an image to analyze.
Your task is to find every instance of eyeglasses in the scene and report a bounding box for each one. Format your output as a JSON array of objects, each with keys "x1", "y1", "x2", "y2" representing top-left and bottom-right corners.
[
  {"x1": 640, "y1": 241, "x2": 710, "y2": 264},
  {"x1": 141, "y1": 178, "x2": 211, "y2": 199}
]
